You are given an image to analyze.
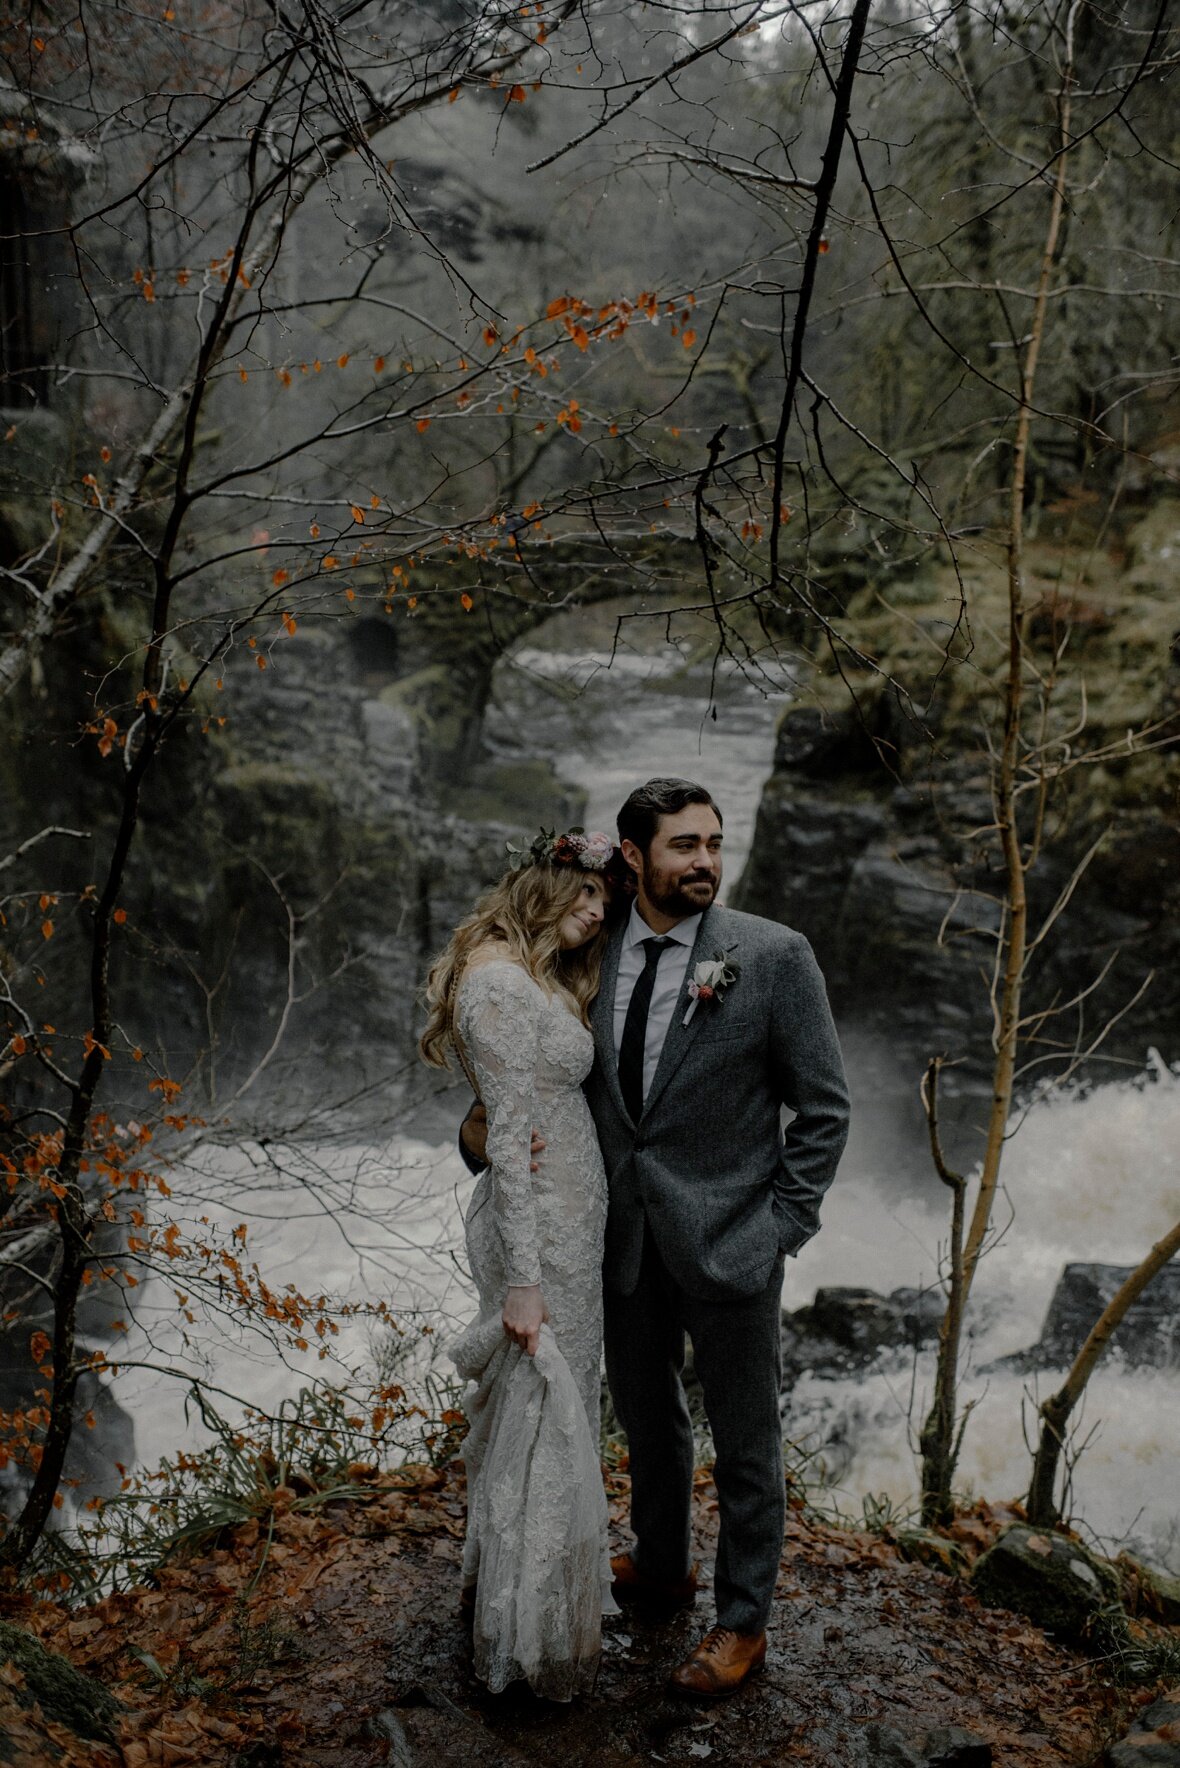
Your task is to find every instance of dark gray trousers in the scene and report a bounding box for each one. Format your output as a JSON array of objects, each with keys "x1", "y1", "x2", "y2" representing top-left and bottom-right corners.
[{"x1": 603, "y1": 1231, "x2": 785, "y2": 1635}]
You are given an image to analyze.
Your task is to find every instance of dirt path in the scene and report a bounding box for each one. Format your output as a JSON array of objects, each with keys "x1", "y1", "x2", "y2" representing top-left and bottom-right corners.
[{"x1": 4, "y1": 1464, "x2": 1150, "y2": 1766}]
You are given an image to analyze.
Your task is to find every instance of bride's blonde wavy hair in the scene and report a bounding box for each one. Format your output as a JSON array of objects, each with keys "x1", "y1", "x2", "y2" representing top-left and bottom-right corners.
[{"x1": 418, "y1": 863, "x2": 613, "y2": 1070}]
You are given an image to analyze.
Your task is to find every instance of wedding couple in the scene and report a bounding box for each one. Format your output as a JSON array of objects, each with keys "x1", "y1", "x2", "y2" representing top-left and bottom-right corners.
[{"x1": 418, "y1": 778, "x2": 850, "y2": 1702}]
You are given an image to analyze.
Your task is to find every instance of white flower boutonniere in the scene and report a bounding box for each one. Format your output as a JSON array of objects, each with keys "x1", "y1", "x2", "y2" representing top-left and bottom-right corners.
[{"x1": 683, "y1": 950, "x2": 740, "y2": 1026}]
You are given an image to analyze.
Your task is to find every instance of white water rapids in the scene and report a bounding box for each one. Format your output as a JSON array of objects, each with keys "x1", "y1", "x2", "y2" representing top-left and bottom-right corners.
[{"x1": 113, "y1": 625, "x2": 1179, "y2": 1574}]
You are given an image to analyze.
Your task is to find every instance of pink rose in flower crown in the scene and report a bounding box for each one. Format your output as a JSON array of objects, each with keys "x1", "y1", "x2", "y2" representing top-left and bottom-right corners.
[{"x1": 577, "y1": 830, "x2": 616, "y2": 868}]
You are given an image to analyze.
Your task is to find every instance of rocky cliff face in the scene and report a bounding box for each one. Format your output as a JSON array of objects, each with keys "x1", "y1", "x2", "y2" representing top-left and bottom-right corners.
[
  {"x1": 735, "y1": 508, "x2": 1180, "y2": 1128},
  {"x1": 0, "y1": 567, "x2": 598, "y2": 1127}
]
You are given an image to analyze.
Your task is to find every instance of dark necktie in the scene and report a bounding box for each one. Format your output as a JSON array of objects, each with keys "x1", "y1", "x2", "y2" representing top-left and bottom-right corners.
[{"x1": 617, "y1": 936, "x2": 671, "y2": 1124}]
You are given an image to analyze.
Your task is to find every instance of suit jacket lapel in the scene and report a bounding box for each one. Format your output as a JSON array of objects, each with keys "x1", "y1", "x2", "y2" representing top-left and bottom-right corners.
[
  {"x1": 591, "y1": 925, "x2": 632, "y2": 1125},
  {"x1": 641, "y1": 904, "x2": 721, "y2": 1121}
]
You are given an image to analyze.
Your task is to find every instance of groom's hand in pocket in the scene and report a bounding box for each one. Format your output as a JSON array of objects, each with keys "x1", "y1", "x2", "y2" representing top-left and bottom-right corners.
[{"x1": 460, "y1": 1102, "x2": 545, "y2": 1171}]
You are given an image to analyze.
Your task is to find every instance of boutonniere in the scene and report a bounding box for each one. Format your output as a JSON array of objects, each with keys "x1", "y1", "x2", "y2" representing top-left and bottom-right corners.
[{"x1": 683, "y1": 950, "x2": 740, "y2": 1026}]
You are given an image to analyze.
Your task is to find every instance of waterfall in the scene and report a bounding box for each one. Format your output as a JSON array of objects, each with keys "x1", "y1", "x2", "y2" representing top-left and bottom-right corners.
[{"x1": 114, "y1": 617, "x2": 1178, "y2": 1576}]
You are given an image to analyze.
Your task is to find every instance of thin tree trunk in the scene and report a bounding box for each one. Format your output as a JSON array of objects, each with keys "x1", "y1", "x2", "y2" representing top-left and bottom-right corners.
[
  {"x1": 919, "y1": 19, "x2": 1077, "y2": 1515},
  {"x1": 0, "y1": 728, "x2": 159, "y2": 1570},
  {"x1": 960, "y1": 52, "x2": 1075, "y2": 1291},
  {"x1": 1027, "y1": 1219, "x2": 1180, "y2": 1526},
  {"x1": 918, "y1": 1057, "x2": 967, "y2": 1525}
]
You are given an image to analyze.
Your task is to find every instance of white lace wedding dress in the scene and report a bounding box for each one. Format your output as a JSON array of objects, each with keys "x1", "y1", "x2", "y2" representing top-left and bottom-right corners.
[{"x1": 449, "y1": 959, "x2": 617, "y2": 1701}]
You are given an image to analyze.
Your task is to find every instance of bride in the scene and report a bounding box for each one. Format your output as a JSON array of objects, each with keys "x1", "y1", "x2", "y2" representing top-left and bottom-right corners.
[{"x1": 418, "y1": 828, "x2": 624, "y2": 1700}]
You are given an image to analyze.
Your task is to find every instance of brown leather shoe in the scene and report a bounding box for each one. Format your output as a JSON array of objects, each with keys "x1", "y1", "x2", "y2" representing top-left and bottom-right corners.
[
  {"x1": 610, "y1": 1552, "x2": 698, "y2": 1609},
  {"x1": 667, "y1": 1626, "x2": 767, "y2": 1698}
]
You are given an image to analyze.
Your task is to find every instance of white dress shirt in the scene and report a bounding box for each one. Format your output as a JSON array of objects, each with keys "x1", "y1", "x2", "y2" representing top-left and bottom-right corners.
[{"x1": 612, "y1": 902, "x2": 702, "y2": 1105}]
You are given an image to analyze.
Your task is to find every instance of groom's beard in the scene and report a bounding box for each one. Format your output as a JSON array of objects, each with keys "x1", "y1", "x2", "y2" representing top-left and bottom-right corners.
[{"x1": 644, "y1": 866, "x2": 720, "y2": 919}]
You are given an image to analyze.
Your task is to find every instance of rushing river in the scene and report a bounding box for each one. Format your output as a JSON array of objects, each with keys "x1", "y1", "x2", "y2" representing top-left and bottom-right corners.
[{"x1": 115, "y1": 615, "x2": 1180, "y2": 1575}]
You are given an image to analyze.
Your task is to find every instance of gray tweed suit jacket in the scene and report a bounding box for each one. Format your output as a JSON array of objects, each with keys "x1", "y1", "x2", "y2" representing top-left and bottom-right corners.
[{"x1": 585, "y1": 902, "x2": 850, "y2": 1302}]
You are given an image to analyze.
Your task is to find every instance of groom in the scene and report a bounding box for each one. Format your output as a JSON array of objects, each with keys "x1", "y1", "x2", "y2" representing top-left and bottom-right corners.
[{"x1": 464, "y1": 777, "x2": 849, "y2": 1696}]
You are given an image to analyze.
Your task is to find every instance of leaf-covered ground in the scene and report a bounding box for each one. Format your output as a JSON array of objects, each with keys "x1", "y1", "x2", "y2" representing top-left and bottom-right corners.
[{"x1": 0, "y1": 1463, "x2": 1168, "y2": 1766}]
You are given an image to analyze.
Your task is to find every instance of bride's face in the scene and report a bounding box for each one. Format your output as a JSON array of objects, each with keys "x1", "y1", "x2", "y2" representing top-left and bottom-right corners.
[{"x1": 557, "y1": 874, "x2": 608, "y2": 950}]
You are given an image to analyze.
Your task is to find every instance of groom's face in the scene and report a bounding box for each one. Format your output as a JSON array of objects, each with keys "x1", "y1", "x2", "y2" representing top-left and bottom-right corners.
[{"x1": 627, "y1": 804, "x2": 723, "y2": 919}]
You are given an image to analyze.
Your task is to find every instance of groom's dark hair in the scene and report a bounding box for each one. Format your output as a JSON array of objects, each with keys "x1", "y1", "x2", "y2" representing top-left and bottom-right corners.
[{"x1": 617, "y1": 778, "x2": 722, "y2": 855}]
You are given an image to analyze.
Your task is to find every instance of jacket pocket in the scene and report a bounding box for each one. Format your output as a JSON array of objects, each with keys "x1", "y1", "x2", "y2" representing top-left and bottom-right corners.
[{"x1": 774, "y1": 1203, "x2": 811, "y2": 1258}]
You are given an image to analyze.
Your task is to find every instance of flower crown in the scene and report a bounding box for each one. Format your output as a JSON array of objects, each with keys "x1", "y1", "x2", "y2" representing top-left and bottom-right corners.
[{"x1": 506, "y1": 826, "x2": 620, "y2": 874}]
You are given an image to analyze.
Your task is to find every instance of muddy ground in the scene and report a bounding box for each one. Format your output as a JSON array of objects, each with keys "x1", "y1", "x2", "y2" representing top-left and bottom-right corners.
[{"x1": 0, "y1": 1462, "x2": 1166, "y2": 1766}]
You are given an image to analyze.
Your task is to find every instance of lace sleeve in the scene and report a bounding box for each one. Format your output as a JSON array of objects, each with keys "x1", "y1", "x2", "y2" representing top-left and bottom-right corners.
[{"x1": 456, "y1": 962, "x2": 545, "y2": 1288}]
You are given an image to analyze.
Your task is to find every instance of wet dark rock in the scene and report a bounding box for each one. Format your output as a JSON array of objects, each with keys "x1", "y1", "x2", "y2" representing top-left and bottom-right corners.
[
  {"x1": 781, "y1": 1284, "x2": 944, "y2": 1388},
  {"x1": 1122, "y1": 1559, "x2": 1180, "y2": 1626},
  {"x1": 0, "y1": 1619, "x2": 122, "y2": 1743},
  {"x1": 1105, "y1": 1690, "x2": 1180, "y2": 1767},
  {"x1": 971, "y1": 1524, "x2": 1120, "y2": 1642},
  {"x1": 892, "y1": 1527, "x2": 969, "y2": 1579},
  {"x1": 773, "y1": 704, "x2": 895, "y2": 779},
  {"x1": 996, "y1": 1263, "x2": 1180, "y2": 1373},
  {"x1": 859, "y1": 1721, "x2": 992, "y2": 1766},
  {"x1": 734, "y1": 702, "x2": 1005, "y2": 1081}
]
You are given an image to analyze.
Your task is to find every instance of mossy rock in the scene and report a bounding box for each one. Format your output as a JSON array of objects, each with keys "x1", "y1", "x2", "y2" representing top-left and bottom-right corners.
[
  {"x1": 1117, "y1": 1555, "x2": 1180, "y2": 1626},
  {"x1": 0, "y1": 1619, "x2": 122, "y2": 1744},
  {"x1": 1141, "y1": 1566, "x2": 1180, "y2": 1627},
  {"x1": 213, "y1": 762, "x2": 337, "y2": 848},
  {"x1": 441, "y1": 757, "x2": 585, "y2": 828},
  {"x1": 1125, "y1": 499, "x2": 1180, "y2": 583},
  {"x1": 379, "y1": 665, "x2": 474, "y2": 760},
  {"x1": 893, "y1": 1527, "x2": 969, "y2": 1579},
  {"x1": 971, "y1": 1524, "x2": 1121, "y2": 1642}
]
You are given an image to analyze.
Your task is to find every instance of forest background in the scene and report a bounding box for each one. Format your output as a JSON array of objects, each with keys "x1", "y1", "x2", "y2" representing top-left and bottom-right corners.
[{"x1": 1, "y1": 0, "x2": 1179, "y2": 1676}]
